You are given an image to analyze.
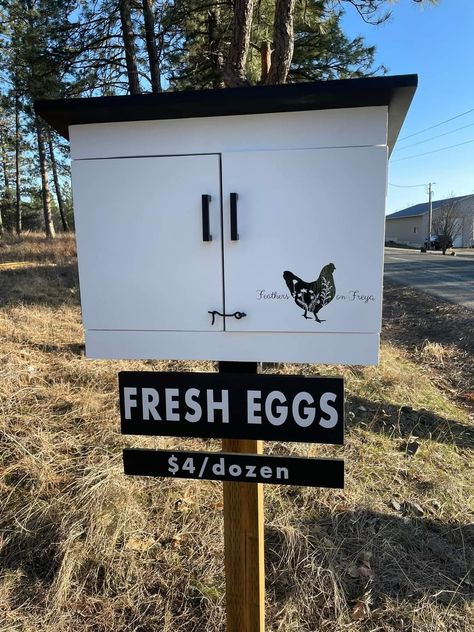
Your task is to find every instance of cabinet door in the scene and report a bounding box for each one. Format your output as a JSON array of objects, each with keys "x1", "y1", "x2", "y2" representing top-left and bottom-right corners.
[
  {"x1": 222, "y1": 147, "x2": 387, "y2": 333},
  {"x1": 72, "y1": 154, "x2": 223, "y2": 331}
]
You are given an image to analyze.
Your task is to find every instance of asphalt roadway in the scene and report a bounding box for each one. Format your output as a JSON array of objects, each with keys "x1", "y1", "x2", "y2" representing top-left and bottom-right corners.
[{"x1": 384, "y1": 247, "x2": 474, "y2": 310}]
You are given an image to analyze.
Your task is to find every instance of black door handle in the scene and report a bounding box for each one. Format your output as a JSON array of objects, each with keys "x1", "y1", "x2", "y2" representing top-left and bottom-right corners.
[
  {"x1": 230, "y1": 192, "x2": 239, "y2": 241},
  {"x1": 202, "y1": 194, "x2": 212, "y2": 242}
]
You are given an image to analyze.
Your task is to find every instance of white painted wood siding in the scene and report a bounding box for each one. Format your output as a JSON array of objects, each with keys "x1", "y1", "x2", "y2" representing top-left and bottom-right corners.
[
  {"x1": 85, "y1": 330, "x2": 380, "y2": 365},
  {"x1": 70, "y1": 107, "x2": 387, "y2": 160}
]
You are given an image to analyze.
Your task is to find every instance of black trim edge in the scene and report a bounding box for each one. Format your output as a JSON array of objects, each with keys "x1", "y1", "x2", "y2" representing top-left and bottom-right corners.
[{"x1": 34, "y1": 74, "x2": 417, "y2": 152}]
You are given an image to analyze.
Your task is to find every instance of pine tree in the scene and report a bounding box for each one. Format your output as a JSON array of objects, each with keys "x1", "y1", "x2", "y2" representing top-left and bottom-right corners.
[
  {"x1": 119, "y1": 0, "x2": 141, "y2": 93},
  {"x1": 142, "y1": 0, "x2": 162, "y2": 92},
  {"x1": 166, "y1": 0, "x2": 383, "y2": 89},
  {"x1": 1, "y1": 0, "x2": 81, "y2": 236},
  {"x1": 266, "y1": 0, "x2": 297, "y2": 85}
]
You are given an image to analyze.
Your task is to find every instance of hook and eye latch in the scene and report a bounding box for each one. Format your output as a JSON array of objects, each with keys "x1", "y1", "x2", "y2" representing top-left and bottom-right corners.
[{"x1": 208, "y1": 310, "x2": 247, "y2": 326}]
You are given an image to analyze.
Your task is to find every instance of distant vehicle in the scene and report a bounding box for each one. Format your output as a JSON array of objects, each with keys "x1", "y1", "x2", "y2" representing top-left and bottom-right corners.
[{"x1": 424, "y1": 234, "x2": 453, "y2": 250}]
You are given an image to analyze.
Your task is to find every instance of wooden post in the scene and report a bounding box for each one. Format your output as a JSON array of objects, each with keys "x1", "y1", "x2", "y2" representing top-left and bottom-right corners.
[{"x1": 220, "y1": 362, "x2": 265, "y2": 632}]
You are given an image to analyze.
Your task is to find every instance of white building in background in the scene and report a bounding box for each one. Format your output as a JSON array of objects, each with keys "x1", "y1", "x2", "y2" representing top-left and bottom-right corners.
[{"x1": 385, "y1": 194, "x2": 474, "y2": 248}]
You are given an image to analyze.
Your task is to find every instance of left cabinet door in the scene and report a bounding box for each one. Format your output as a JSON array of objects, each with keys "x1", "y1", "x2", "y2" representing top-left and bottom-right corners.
[{"x1": 72, "y1": 154, "x2": 223, "y2": 331}]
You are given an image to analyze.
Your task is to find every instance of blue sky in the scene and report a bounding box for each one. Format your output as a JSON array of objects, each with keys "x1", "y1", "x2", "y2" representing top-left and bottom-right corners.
[{"x1": 342, "y1": 0, "x2": 474, "y2": 214}]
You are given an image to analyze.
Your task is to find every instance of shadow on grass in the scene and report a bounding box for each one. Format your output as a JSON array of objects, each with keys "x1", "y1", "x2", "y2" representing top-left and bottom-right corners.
[
  {"x1": 266, "y1": 507, "x2": 474, "y2": 612},
  {"x1": 0, "y1": 497, "x2": 62, "y2": 608},
  {"x1": 382, "y1": 279, "x2": 474, "y2": 357},
  {"x1": 382, "y1": 279, "x2": 474, "y2": 417},
  {"x1": 0, "y1": 263, "x2": 80, "y2": 308},
  {"x1": 346, "y1": 395, "x2": 474, "y2": 451},
  {"x1": 27, "y1": 341, "x2": 85, "y2": 356},
  {"x1": 0, "y1": 233, "x2": 77, "y2": 265}
]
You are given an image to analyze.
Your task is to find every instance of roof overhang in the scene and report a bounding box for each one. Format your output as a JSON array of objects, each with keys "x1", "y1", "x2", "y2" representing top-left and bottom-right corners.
[
  {"x1": 35, "y1": 74, "x2": 417, "y2": 156},
  {"x1": 386, "y1": 213, "x2": 425, "y2": 220}
]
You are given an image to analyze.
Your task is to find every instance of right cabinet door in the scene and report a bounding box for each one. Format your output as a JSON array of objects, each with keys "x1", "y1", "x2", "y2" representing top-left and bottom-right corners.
[{"x1": 222, "y1": 146, "x2": 387, "y2": 333}]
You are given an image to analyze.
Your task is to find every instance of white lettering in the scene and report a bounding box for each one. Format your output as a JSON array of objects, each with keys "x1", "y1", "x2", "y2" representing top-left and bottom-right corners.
[
  {"x1": 184, "y1": 388, "x2": 202, "y2": 422},
  {"x1": 319, "y1": 392, "x2": 338, "y2": 429},
  {"x1": 292, "y1": 392, "x2": 315, "y2": 427},
  {"x1": 247, "y1": 390, "x2": 262, "y2": 424},
  {"x1": 212, "y1": 458, "x2": 225, "y2": 476},
  {"x1": 229, "y1": 464, "x2": 242, "y2": 477},
  {"x1": 207, "y1": 389, "x2": 229, "y2": 423},
  {"x1": 142, "y1": 388, "x2": 160, "y2": 420},
  {"x1": 123, "y1": 387, "x2": 138, "y2": 419},
  {"x1": 260, "y1": 466, "x2": 272, "y2": 479},
  {"x1": 165, "y1": 388, "x2": 179, "y2": 421},
  {"x1": 265, "y1": 391, "x2": 287, "y2": 426},
  {"x1": 245, "y1": 465, "x2": 257, "y2": 478},
  {"x1": 276, "y1": 467, "x2": 289, "y2": 480}
]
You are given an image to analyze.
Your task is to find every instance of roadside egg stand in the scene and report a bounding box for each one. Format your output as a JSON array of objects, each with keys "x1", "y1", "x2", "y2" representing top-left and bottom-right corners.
[{"x1": 35, "y1": 74, "x2": 417, "y2": 632}]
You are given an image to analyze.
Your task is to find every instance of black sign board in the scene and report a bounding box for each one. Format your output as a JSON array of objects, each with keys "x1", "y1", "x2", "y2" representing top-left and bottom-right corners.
[
  {"x1": 123, "y1": 448, "x2": 344, "y2": 488},
  {"x1": 119, "y1": 371, "x2": 344, "y2": 444}
]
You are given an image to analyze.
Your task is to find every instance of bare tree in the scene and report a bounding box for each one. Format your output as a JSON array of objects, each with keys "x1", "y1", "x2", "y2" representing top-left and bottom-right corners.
[{"x1": 432, "y1": 197, "x2": 463, "y2": 255}]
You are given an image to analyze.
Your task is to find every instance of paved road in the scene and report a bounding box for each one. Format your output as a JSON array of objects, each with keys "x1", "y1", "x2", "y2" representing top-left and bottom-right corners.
[{"x1": 384, "y1": 248, "x2": 474, "y2": 310}]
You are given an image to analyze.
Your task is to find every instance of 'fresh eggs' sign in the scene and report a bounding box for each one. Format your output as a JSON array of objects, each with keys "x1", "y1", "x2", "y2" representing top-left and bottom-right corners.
[{"x1": 119, "y1": 372, "x2": 344, "y2": 444}]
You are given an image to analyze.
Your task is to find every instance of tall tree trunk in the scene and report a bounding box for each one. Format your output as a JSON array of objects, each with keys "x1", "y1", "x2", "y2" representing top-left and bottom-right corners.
[
  {"x1": 260, "y1": 41, "x2": 272, "y2": 83},
  {"x1": 208, "y1": 5, "x2": 224, "y2": 89},
  {"x1": 1, "y1": 139, "x2": 10, "y2": 235},
  {"x1": 35, "y1": 116, "x2": 55, "y2": 238},
  {"x1": 223, "y1": 0, "x2": 254, "y2": 87},
  {"x1": 1, "y1": 140, "x2": 10, "y2": 191},
  {"x1": 266, "y1": 0, "x2": 296, "y2": 85},
  {"x1": 119, "y1": 0, "x2": 141, "y2": 94},
  {"x1": 142, "y1": 0, "x2": 161, "y2": 93},
  {"x1": 47, "y1": 133, "x2": 69, "y2": 232},
  {"x1": 15, "y1": 93, "x2": 22, "y2": 234}
]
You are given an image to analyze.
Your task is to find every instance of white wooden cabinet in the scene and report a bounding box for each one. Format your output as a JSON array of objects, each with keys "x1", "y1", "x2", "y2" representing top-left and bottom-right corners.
[{"x1": 35, "y1": 76, "x2": 417, "y2": 364}]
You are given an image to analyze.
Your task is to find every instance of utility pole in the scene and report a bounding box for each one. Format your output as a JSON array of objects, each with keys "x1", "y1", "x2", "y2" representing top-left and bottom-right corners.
[{"x1": 427, "y1": 182, "x2": 435, "y2": 249}]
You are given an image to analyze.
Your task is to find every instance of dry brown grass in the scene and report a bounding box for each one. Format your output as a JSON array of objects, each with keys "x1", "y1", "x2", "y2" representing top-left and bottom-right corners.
[{"x1": 0, "y1": 233, "x2": 473, "y2": 631}]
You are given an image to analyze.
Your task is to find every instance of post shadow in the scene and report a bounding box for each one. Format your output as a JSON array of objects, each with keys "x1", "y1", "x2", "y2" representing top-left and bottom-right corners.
[
  {"x1": 265, "y1": 507, "x2": 473, "y2": 610},
  {"x1": 0, "y1": 263, "x2": 80, "y2": 308}
]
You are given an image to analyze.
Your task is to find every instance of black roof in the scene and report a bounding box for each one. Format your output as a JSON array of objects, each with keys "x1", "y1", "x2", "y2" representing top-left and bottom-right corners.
[
  {"x1": 35, "y1": 74, "x2": 417, "y2": 153},
  {"x1": 386, "y1": 194, "x2": 473, "y2": 219}
]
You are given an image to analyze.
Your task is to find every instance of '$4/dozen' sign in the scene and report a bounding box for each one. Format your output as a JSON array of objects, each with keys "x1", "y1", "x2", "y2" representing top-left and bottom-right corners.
[
  {"x1": 123, "y1": 448, "x2": 344, "y2": 488},
  {"x1": 167, "y1": 453, "x2": 290, "y2": 481}
]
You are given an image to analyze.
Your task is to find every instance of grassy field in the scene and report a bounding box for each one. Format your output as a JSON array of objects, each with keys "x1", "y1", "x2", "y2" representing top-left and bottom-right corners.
[{"x1": 0, "y1": 233, "x2": 473, "y2": 631}]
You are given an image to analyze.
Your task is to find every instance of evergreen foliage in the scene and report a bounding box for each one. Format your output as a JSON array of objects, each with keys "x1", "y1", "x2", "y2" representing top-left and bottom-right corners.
[{"x1": 0, "y1": 0, "x2": 434, "y2": 236}]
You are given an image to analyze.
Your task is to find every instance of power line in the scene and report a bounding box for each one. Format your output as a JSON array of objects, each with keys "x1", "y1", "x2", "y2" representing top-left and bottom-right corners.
[
  {"x1": 389, "y1": 182, "x2": 427, "y2": 188},
  {"x1": 395, "y1": 122, "x2": 474, "y2": 151},
  {"x1": 398, "y1": 107, "x2": 474, "y2": 141},
  {"x1": 391, "y1": 138, "x2": 474, "y2": 162}
]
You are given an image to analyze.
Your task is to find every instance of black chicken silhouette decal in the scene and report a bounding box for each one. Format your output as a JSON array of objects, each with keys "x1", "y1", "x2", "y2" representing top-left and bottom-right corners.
[{"x1": 283, "y1": 263, "x2": 336, "y2": 323}]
